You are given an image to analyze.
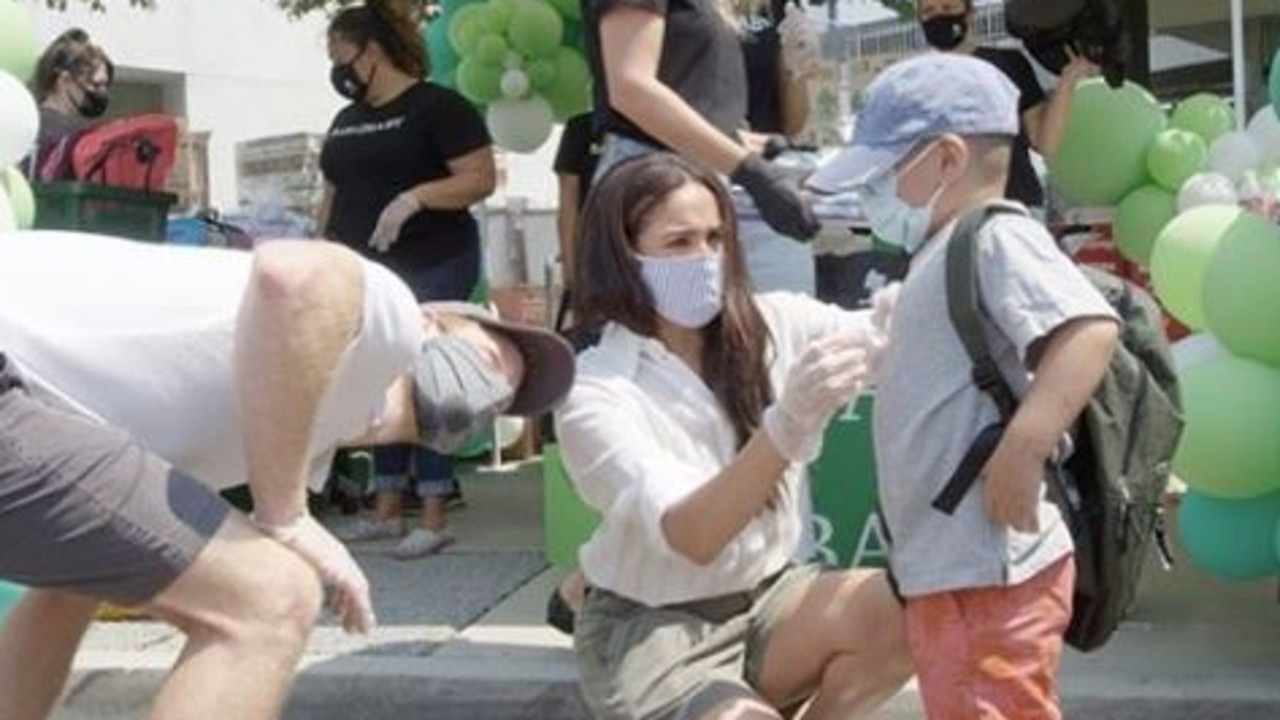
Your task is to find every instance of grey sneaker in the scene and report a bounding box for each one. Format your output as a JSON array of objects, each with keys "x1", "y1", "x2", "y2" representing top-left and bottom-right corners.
[
  {"x1": 392, "y1": 528, "x2": 454, "y2": 559},
  {"x1": 337, "y1": 518, "x2": 404, "y2": 543}
]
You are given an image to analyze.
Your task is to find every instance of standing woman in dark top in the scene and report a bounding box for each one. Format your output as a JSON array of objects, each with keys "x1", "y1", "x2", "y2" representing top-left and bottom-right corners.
[
  {"x1": 319, "y1": 0, "x2": 497, "y2": 558},
  {"x1": 582, "y1": 0, "x2": 819, "y2": 241},
  {"x1": 917, "y1": 0, "x2": 1095, "y2": 212}
]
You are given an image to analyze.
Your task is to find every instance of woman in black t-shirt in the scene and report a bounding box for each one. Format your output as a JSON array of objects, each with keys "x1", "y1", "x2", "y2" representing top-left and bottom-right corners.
[
  {"x1": 319, "y1": 0, "x2": 496, "y2": 560},
  {"x1": 582, "y1": 0, "x2": 819, "y2": 241},
  {"x1": 917, "y1": 0, "x2": 1096, "y2": 211}
]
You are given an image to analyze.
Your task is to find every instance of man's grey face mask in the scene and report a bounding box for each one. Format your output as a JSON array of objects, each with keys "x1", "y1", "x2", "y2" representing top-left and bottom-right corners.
[{"x1": 412, "y1": 335, "x2": 515, "y2": 453}]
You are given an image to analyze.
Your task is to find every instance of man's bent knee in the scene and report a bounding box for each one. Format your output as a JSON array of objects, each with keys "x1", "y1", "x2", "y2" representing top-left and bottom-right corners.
[{"x1": 151, "y1": 515, "x2": 322, "y2": 649}]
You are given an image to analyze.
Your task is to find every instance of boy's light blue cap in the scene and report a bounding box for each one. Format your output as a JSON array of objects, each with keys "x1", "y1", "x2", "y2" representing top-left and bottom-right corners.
[{"x1": 807, "y1": 52, "x2": 1021, "y2": 194}]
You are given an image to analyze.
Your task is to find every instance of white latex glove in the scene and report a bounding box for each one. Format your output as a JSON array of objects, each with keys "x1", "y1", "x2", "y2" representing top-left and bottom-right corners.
[
  {"x1": 864, "y1": 281, "x2": 901, "y2": 380},
  {"x1": 369, "y1": 191, "x2": 422, "y2": 253},
  {"x1": 254, "y1": 513, "x2": 376, "y2": 634},
  {"x1": 763, "y1": 332, "x2": 869, "y2": 464}
]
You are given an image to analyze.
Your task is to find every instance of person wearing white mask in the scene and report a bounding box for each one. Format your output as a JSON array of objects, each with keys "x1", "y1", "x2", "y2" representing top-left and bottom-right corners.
[
  {"x1": 808, "y1": 53, "x2": 1119, "y2": 720},
  {"x1": 555, "y1": 152, "x2": 910, "y2": 720}
]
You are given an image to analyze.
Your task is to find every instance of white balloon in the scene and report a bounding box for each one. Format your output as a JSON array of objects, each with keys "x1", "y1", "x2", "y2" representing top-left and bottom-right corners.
[
  {"x1": 1207, "y1": 131, "x2": 1263, "y2": 181},
  {"x1": 1246, "y1": 107, "x2": 1280, "y2": 167},
  {"x1": 1170, "y1": 332, "x2": 1226, "y2": 373},
  {"x1": 0, "y1": 71, "x2": 38, "y2": 167},
  {"x1": 1176, "y1": 171, "x2": 1239, "y2": 212},
  {"x1": 499, "y1": 69, "x2": 529, "y2": 99},
  {"x1": 486, "y1": 96, "x2": 554, "y2": 153}
]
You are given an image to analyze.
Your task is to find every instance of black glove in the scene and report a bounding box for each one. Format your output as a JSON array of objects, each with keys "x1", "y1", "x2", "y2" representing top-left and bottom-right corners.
[{"x1": 731, "y1": 154, "x2": 820, "y2": 242}]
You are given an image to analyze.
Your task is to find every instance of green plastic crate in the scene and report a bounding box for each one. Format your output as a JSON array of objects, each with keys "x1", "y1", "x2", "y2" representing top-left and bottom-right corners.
[{"x1": 33, "y1": 182, "x2": 176, "y2": 242}]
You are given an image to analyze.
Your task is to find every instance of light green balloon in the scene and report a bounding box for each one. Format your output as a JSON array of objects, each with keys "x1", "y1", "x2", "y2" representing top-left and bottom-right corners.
[
  {"x1": 1113, "y1": 184, "x2": 1176, "y2": 265},
  {"x1": 455, "y1": 57, "x2": 502, "y2": 105},
  {"x1": 0, "y1": 1, "x2": 38, "y2": 82},
  {"x1": 474, "y1": 33, "x2": 509, "y2": 66},
  {"x1": 1171, "y1": 93, "x2": 1235, "y2": 146},
  {"x1": 507, "y1": 1, "x2": 563, "y2": 59},
  {"x1": 0, "y1": 165, "x2": 34, "y2": 229},
  {"x1": 486, "y1": 0, "x2": 516, "y2": 33},
  {"x1": 448, "y1": 5, "x2": 490, "y2": 56},
  {"x1": 1202, "y1": 210, "x2": 1280, "y2": 366},
  {"x1": 1049, "y1": 79, "x2": 1166, "y2": 207},
  {"x1": 1147, "y1": 128, "x2": 1208, "y2": 192},
  {"x1": 1149, "y1": 205, "x2": 1240, "y2": 330},
  {"x1": 1179, "y1": 488, "x2": 1280, "y2": 581},
  {"x1": 526, "y1": 58, "x2": 557, "y2": 91},
  {"x1": 546, "y1": 46, "x2": 591, "y2": 120},
  {"x1": 1174, "y1": 355, "x2": 1280, "y2": 499},
  {"x1": 0, "y1": 185, "x2": 14, "y2": 232}
]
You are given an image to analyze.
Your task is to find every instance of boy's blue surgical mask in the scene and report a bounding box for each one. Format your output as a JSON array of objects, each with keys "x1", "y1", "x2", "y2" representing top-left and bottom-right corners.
[{"x1": 859, "y1": 143, "x2": 947, "y2": 255}]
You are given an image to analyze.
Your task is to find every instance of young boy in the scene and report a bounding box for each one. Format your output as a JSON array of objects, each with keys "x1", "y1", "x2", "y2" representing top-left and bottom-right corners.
[{"x1": 808, "y1": 54, "x2": 1120, "y2": 719}]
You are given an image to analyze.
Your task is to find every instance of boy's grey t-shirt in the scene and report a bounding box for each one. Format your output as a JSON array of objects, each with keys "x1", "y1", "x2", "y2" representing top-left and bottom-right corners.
[{"x1": 874, "y1": 209, "x2": 1118, "y2": 598}]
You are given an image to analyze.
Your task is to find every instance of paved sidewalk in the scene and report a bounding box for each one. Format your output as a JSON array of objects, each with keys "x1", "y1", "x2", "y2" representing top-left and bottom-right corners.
[{"x1": 51, "y1": 458, "x2": 1280, "y2": 719}]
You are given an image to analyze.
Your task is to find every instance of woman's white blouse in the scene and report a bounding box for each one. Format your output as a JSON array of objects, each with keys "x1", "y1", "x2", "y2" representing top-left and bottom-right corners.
[{"x1": 554, "y1": 292, "x2": 872, "y2": 606}]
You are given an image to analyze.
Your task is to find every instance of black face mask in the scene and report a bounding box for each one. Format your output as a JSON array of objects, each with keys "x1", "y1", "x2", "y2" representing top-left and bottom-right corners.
[
  {"x1": 75, "y1": 87, "x2": 109, "y2": 119},
  {"x1": 330, "y1": 61, "x2": 368, "y2": 102},
  {"x1": 921, "y1": 12, "x2": 968, "y2": 51}
]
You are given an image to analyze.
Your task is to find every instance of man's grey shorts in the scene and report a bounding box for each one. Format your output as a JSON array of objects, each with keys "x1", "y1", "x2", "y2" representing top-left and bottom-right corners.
[
  {"x1": 0, "y1": 356, "x2": 230, "y2": 605},
  {"x1": 574, "y1": 564, "x2": 822, "y2": 720}
]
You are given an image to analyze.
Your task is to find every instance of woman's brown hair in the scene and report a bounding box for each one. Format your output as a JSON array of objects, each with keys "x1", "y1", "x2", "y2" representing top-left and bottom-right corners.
[
  {"x1": 328, "y1": 0, "x2": 428, "y2": 78},
  {"x1": 31, "y1": 28, "x2": 114, "y2": 102},
  {"x1": 574, "y1": 152, "x2": 775, "y2": 447}
]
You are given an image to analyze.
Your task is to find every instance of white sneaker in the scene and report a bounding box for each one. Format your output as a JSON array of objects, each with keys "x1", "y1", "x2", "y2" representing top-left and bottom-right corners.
[
  {"x1": 392, "y1": 528, "x2": 454, "y2": 559},
  {"x1": 337, "y1": 518, "x2": 404, "y2": 543}
]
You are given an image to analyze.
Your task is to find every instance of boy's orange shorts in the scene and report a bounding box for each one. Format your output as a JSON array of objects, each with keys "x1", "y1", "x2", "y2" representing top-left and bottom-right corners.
[{"x1": 904, "y1": 555, "x2": 1076, "y2": 720}]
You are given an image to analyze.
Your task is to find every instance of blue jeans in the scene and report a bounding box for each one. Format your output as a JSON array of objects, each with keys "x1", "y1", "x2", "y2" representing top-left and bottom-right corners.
[{"x1": 375, "y1": 241, "x2": 481, "y2": 498}]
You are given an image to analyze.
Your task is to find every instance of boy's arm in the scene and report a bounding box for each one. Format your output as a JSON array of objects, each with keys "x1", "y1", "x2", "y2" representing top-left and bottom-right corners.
[{"x1": 982, "y1": 317, "x2": 1119, "y2": 531}]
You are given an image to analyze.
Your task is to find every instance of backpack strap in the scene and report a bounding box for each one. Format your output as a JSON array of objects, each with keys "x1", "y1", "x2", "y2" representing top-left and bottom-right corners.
[{"x1": 932, "y1": 203, "x2": 1025, "y2": 515}]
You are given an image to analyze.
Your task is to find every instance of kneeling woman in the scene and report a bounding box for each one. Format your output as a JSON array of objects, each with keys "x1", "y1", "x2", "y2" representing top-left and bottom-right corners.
[{"x1": 555, "y1": 152, "x2": 912, "y2": 720}]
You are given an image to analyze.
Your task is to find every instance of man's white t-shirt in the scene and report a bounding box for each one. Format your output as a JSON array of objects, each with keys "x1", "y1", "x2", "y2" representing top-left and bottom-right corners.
[{"x1": 0, "y1": 231, "x2": 424, "y2": 492}]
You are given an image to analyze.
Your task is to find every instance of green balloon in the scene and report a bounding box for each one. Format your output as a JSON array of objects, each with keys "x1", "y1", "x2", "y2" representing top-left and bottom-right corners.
[
  {"x1": 526, "y1": 58, "x2": 557, "y2": 91},
  {"x1": 545, "y1": 46, "x2": 591, "y2": 120},
  {"x1": 0, "y1": 165, "x2": 34, "y2": 229},
  {"x1": 1147, "y1": 128, "x2": 1208, "y2": 192},
  {"x1": 1174, "y1": 355, "x2": 1280, "y2": 500},
  {"x1": 448, "y1": 5, "x2": 490, "y2": 56},
  {"x1": 1049, "y1": 79, "x2": 1166, "y2": 207},
  {"x1": 1202, "y1": 210, "x2": 1280, "y2": 365},
  {"x1": 0, "y1": 1, "x2": 38, "y2": 81},
  {"x1": 455, "y1": 57, "x2": 502, "y2": 106},
  {"x1": 1149, "y1": 205, "x2": 1239, "y2": 330},
  {"x1": 507, "y1": 1, "x2": 563, "y2": 59},
  {"x1": 425, "y1": 16, "x2": 459, "y2": 84},
  {"x1": 1113, "y1": 184, "x2": 1177, "y2": 265},
  {"x1": 1179, "y1": 488, "x2": 1280, "y2": 581},
  {"x1": 0, "y1": 581, "x2": 22, "y2": 625},
  {"x1": 545, "y1": 0, "x2": 583, "y2": 21},
  {"x1": 1171, "y1": 93, "x2": 1235, "y2": 146},
  {"x1": 486, "y1": 0, "x2": 516, "y2": 34},
  {"x1": 474, "y1": 33, "x2": 509, "y2": 66}
]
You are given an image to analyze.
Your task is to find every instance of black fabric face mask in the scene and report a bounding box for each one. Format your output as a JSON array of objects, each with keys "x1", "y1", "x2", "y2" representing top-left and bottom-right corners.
[
  {"x1": 921, "y1": 12, "x2": 969, "y2": 51},
  {"x1": 330, "y1": 60, "x2": 369, "y2": 103},
  {"x1": 75, "y1": 87, "x2": 109, "y2": 119}
]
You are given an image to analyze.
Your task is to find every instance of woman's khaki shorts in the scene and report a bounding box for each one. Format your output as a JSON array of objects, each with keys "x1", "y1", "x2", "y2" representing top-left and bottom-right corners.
[
  {"x1": 0, "y1": 358, "x2": 229, "y2": 605},
  {"x1": 574, "y1": 564, "x2": 822, "y2": 720}
]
